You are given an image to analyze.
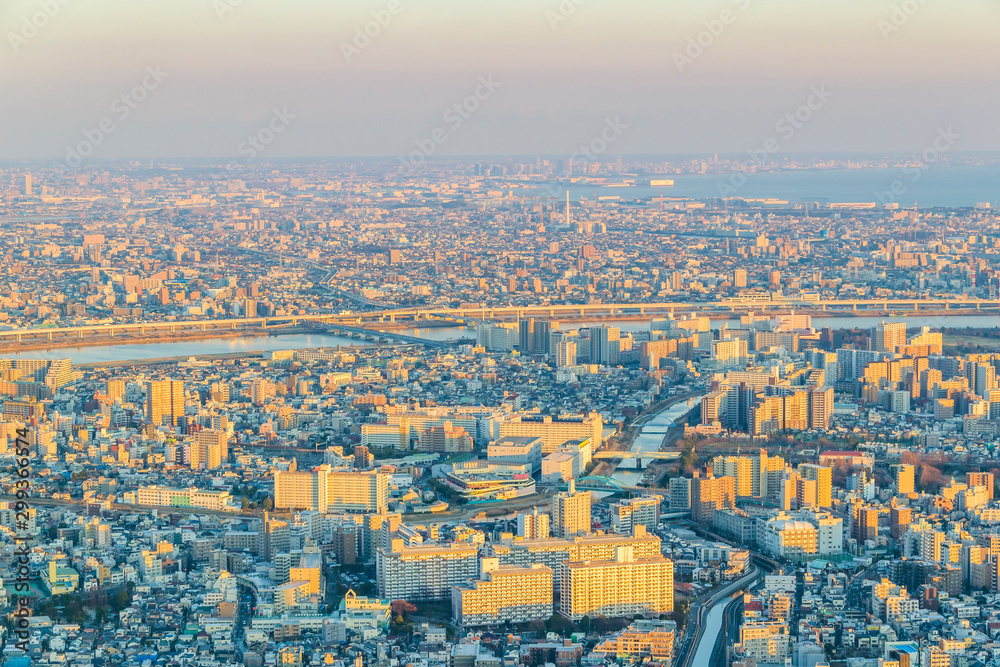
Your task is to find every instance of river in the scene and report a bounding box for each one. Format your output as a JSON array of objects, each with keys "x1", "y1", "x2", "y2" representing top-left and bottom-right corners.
[
  {"x1": 0, "y1": 313, "x2": 996, "y2": 366},
  {"x1": 1, "y1": 333, "x2": 366, "y2": 365},
  {"x1": 610, "y1": 394, "x2": 704, "y2": 488}
]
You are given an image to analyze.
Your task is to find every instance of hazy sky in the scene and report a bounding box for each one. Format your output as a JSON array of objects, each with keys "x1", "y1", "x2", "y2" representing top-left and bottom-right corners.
[{"x1": 2, "y1": 0, "x2": 999, "y2": 162}]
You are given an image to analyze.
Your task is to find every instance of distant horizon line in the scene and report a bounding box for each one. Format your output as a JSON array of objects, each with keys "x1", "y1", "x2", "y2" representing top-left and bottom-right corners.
[{"x1": 4, "y1": 150, "x2": 1000, "y2": 167}]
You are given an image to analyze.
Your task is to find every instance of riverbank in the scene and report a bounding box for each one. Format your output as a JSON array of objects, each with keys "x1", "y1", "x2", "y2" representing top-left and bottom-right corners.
[
  {"x1": 73, "y1": 343, "x2": 389, "y2": 370},
  {"x1": 0, "y1": 325, "x2": 323, "y2": 355}
]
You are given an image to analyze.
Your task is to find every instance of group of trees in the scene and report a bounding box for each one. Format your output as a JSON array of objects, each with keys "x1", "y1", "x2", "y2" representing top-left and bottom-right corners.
[
  {"x1": 27, "y1": 583, "x2": 134, "y2": 627},
  {"x1": 239, "y1": 496, "x2": 274, "y2": 511}
]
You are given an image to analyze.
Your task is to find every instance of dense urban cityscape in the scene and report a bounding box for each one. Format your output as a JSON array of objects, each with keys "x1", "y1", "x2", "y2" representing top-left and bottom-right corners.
[
  {"x1": 0, "y1": 158, "x2": 999, "y2": 667},
  {"x1": 4, "y1": 0, "x2": 1000, "y2": 665}
]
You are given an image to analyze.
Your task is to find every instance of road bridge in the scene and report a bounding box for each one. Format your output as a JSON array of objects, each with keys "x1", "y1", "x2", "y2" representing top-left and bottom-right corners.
[
  {"x1": 591, "y1": 450, "x2": 681, "y2": 461},
  {"x1": 310, "y1": 323, "x2": 455, "y2": 349}
]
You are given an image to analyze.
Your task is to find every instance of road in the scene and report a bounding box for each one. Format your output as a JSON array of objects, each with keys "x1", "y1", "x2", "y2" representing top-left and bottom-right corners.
[{"x1": 675, "y1": 564, "x2": 765, "y2": 667}]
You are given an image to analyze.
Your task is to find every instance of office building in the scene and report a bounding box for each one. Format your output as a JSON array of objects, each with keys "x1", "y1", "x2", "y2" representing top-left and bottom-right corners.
[{"x1": 488, "y1": 436, "x2": 543, "y2": 472}]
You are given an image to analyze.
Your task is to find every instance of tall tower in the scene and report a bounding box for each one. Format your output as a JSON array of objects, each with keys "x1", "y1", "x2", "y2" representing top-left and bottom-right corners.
[
  {"x1": 24, "y1": 173, "x2": 32, "y2": 196},
  {"x1": 565, "y1": 190, "x2": 570, "y2": 226}
]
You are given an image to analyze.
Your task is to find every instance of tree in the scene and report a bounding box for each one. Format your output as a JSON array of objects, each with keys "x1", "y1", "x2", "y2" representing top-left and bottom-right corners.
[
  {"x1": 579, "y1": 615, "x2": 591, "y2": 634},
  {"x1": 545, "y1": 613, "x2": 575, "y2": 637},
  {"x1": 391, "y1": 600, "x2": 417, "y2": 618},
  {"x1": 241, "y1": 497, "x2": 250, "y2": 511},
  {"x1": 262, "y1": 496, "x2": 274, "y2": 511}
]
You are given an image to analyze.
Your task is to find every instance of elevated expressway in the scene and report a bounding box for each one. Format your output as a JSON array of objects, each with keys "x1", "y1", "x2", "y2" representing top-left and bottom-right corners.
[{"x1": 0, "y1": 297, "x2": 993, "y2": 348}]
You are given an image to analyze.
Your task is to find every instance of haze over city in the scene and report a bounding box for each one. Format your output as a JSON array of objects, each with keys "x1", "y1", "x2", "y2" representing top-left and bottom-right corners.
[{"x1": 3, "y1": 0, "x2": 1000, "y2": 159}]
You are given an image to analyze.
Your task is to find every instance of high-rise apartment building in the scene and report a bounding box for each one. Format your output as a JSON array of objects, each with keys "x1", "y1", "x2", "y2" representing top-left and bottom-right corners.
[
  {"x1": 145, "y1": 379, "x2": 184, "y2": 427},
  {"x1": 692, "y1": 472, "x2": 736, "y2": 523},
  {"x1": 712, "y1": 449, "x2": 784, "y2": 499},
  {"x1": 589, "y1": 326, "x2": 621, "y2": 366},
  {"x1": 808, "y1": 386, "x2": 834, "y2": 430},
  {"x1": 377, "y1": 539, "x2": 479, "y2": 601},
  {"x1": 871, "y1": 321, "x2": 907, "y2": 353},
  {"x1": 610, "y1": 496, "x2": 661, "y2": 534},
  {"x1": 190, "y1": 429, "x2": 229, "y2": 470},
  {"x1": 555, "y1": 339, "x2": 577, "y2": 368},
  {"x1": 275, "y1": 465, "x2": 388, "y2": 513},
  {"x1": 798, "y1": 464, "x2": 832, "y2": 508},
  {"x1": 559, "y1": 546, "x2": 673, "y2": 621},
  {"x1": 852, "y1": 505, "x2": 879, "y2": 543},
  {"x1": 452, "y1": 559, "x2": 553, "y2": 627},
  {"x1": 552, "y1": 480, "x2": 591, "y2": 537},
  {"x1": 499, "y1": 412, "x2": 602, "y2": 455},
  {"x1": 669, "y1": 477, "x2": 691, "y2": 513},
  {"x1": 890, "y1": 505, "x2": 912, "y2": 540},
  {"x1": 967, "y1": 472, "x2": 995, "y2": 498},
  {"x1": 892, "y1": 464, "x2": 915, "y2": 495},
  {"x1": 517, "y1": 508, "x2": 550, "y2": 539}
]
